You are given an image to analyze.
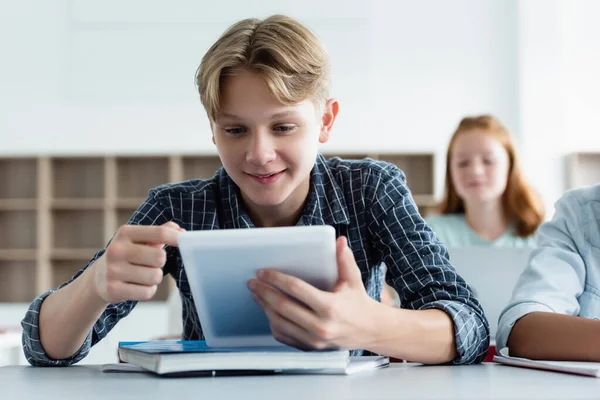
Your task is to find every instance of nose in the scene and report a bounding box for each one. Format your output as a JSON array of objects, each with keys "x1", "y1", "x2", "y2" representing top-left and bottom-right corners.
[
  {"x1": 246, "y1": 131, "x2": 276, "y2": 166},
  {"x1": 471, "y1": 160, "x2": 485, "y2": 176}
]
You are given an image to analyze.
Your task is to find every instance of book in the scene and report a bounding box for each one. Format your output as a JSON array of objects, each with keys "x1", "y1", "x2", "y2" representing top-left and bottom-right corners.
[
  {"x1": 117, "y1": 340, "x2": 389, "y2": 376},
  {"x1": 493, "y1": 347, "x2": 600, "y2": 378}
]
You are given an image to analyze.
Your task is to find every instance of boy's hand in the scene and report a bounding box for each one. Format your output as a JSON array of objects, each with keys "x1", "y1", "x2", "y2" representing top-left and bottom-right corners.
[
  {"x1": 93, "y1": 221, "x2": 184, "y2": 304},
  {"x1": 248, "y1": 236, "x2": 380, "y2": 351}
]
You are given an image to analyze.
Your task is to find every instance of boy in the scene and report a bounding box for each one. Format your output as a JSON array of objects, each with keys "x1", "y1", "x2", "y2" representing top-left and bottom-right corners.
[{"x1": 22, "y1": 15, "x2": 489, "y2": 366}]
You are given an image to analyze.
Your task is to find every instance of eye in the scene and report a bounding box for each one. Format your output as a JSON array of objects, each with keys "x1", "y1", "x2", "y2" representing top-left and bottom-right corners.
[
  {"x1": 483, "y1": 158, "x2": 495, "y2": 165},
  {"x1": 457, "y1": 160, "x2": 469, "y2": 168},
  {"x1": 273, "y1": 125, "x2": 297, "y2": 134},
  {"x1": 224, "y1": 127, "x2": 246, "y2": 135}
]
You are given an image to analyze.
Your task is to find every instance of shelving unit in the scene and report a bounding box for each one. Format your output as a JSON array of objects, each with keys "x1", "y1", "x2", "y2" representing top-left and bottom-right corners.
[
  {"x1": 567, "y1": 152, "x2": 600, "y2": 189},
  {"x1": 0, "y1": 152, "x2": 436, "y2": 303}
]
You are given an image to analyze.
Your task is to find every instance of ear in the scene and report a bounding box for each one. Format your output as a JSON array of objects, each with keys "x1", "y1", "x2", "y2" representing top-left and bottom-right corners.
[{"x1": 319, "y1": 99, "x2": 339, "y2": 144}]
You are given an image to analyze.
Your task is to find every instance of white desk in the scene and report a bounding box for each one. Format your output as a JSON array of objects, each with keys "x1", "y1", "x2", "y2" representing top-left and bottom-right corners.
[{"x1": 2, "y1": 363, "x2": 600, "y2": 399}]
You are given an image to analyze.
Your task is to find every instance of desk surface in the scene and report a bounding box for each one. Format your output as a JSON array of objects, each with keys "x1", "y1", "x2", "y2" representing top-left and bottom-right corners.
[{"x1": 2, "y1": 363, "x2": 600, "y2": 400}]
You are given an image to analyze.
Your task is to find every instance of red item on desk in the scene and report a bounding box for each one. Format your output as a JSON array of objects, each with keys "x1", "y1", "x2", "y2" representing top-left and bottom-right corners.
[{"x1": 484, "y1": 345, "x2": 496, "y2": 362}]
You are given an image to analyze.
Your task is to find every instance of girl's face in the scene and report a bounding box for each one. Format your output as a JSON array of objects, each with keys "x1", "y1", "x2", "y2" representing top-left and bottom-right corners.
[{"x1": 450, "y1": 130, "x2": 510, "y2": 207}]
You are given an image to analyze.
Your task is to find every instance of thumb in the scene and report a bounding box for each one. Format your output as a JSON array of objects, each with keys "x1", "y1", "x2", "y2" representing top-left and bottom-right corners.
[{"x1": 335, "y1": 236, "x2": 363, "y2": 288}]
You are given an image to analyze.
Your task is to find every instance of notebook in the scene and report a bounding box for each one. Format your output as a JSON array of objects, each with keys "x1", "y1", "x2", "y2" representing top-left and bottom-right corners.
[
  {"x1": 493, "y1": 347, "x2": 600, "y2": 378},
  {"x1": 117, "y1": 340, "x2": 389, "y2": 376}
]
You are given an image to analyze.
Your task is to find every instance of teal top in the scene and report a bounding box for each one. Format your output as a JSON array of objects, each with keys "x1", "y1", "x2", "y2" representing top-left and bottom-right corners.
[{"x1": 425, "y1": 214, "x2": 536, "y2": 248}]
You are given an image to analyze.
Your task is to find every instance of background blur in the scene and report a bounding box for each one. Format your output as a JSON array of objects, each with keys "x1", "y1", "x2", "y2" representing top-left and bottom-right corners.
[
  {"x1": 2, "y1": 0, "x2": 600, "y2": 206},
  {"x1": 1, "y1": 0, "x2": 600, "y2": 364}
]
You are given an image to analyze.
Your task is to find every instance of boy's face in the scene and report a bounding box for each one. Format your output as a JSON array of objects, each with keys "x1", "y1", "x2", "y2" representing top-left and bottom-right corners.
[{"x1": 211, "y1": 71, "x2": 338, "y2": 219}]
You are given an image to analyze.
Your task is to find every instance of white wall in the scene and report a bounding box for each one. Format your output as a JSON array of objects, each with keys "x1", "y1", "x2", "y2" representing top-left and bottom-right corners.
[
  {"x1": 0, "y1": 0, "x2": 520, "y2": 199},
  {"x1": 517, "y1": 0, "x2": 600, "y2": 213}
]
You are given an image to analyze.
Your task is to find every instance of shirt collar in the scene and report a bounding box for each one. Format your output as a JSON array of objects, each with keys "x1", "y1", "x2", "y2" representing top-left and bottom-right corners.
[{"x1": 299, "y1": 153, "x2": 350, "y2": 226}]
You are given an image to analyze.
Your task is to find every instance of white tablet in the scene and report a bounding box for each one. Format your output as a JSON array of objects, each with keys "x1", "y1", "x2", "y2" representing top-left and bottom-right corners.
[{"x1": 177, "y1": 225, "x2": 338, "y2": 348}]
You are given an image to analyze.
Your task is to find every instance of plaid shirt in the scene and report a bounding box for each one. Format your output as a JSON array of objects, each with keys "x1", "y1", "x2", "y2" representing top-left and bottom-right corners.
[{"x1": 22, "y1": 154, "x2": 489, "y2": 366}]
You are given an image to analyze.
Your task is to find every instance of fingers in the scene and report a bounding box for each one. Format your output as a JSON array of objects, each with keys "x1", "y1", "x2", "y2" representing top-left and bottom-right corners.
[
  {"x1": 118, "y1": 223, "x2": 183, "y2": 247},
  {"x1": 97, "y1": 221, "x2": 182, "y2": 303},
  {"x1": 255, "y1": 295, "x2": 326, "y2": 351},
  {"x1": 255, "y1": 269, "x2": 331, "y2": 314},
  {"x1": 162, "y1": 221, "x2": 182, "y2": 230},
  {"x1": 250, "y1": 278, "x2": 324, "y2": 331},
  {"x1": 108, "y1": 262, "x2": 164, "y2": 286},
  {"x1": 106, "y1": 243, "x2": 166, "y2": 268},
  {"x1": 104, "y1": 280, "x2": 159, "y2": 302},
  {"x1": 126, "y1": 244, "x2": 166, "y2": 268}
]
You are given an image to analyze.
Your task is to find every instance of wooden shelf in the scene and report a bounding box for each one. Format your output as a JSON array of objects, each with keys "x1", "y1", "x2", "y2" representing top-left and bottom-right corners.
[
  {"x1": 0, "y1": 211, "x2": 37, "y2": 249},
  {"x1": 0, "y1": 152, "x2": 437, "y2": 303},
  {"x1": 0, "y1": 158, "x2": 37, "y2": 200},
  {"x1": 377, "y1": 153, "x2": 434, "y2": 196},
  {"x1": 182, "y1": 156, "x2": 222, "y2": 181},
  {"x1": 52, "y1": 158, "x2": 105, "y2": 199},
  {"x1": 117, "y1": 157, "x2": 170, "y2": 198},
  {"x1": 0, "y1": 249, "x2": 37, "y2": 261},
  {"x1": 116, "y1": 198, "x2": 146, "y2": 209},
  {"x1": 51, "y1": 198, "x2": 105, "y2": 210},
  {"x1": 117, "y1": 207, "x2": 138, "y2": 226},
  {"x1": 50, "y1": 248, "x2": 99, "y2": 261},
  {"x1": 0, "y1": 199, "x2": 37, "y2": 210},
  {"x1": 51, "y1": 260, "x2": 88, "y2": 290},
  {"x1": 52, "y1": 210, "x2": 105, "y2": 249},
  {"x1": 0, "y1": 261, "x2": 37, "y2": 302}
]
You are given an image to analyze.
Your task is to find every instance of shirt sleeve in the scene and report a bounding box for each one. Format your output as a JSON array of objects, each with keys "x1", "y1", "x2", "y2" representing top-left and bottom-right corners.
[
  {"x1": 496, "y1": 191, "x2": 587, "y2": 350},
  {"x1": 21, "y1": 190, "x2": 176, "y2": 366},
  {"x1": 366, "y1": 166, "x2": 490, "y2": 365}
]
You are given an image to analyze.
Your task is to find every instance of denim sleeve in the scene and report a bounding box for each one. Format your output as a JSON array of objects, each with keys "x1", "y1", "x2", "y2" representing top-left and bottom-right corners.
[
  {"x1": 21, "y1": 192, "x2": 173, "y2": 366},
  {"x1": 366, "y1": 166, "x2": 490, "y2": 365},
  {"x1": 496, "y1": 191, "x2": 587, "y2": 350}
]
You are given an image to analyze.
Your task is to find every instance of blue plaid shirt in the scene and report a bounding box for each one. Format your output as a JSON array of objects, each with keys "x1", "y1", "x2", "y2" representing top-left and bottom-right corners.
[{"x1": 22, "y1": 154, "x2": 489, "y2": 365}]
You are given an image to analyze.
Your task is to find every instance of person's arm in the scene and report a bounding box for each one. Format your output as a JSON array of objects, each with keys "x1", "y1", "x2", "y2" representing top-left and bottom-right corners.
[
  {"x1": 499, "y1": 191, "x2": 590, "y2": 359},
  {"x1": 364, "y1": 302, "x2": 458, "y2": 364},
  {"x1": 21, "y1": 195, "x2": 181, "y2": 366},
  {"x1": 250, "y1": 234, "x2": 460, "y2": 364},
  {"x1": 367, "y1": 166, "x2": 489, "y2": 364},
  {"x1": 508, "y1": 313, "x2": 600, "y2": 361},
  {"x1": 247, "y1": 166, "x2": 487, "y2": 365},
  {"x1": 36, "y1": 257, "x2": 111, "y2": 361}
]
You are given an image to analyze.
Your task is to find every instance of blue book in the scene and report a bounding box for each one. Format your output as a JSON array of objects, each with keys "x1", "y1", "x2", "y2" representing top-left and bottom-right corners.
[{"x1": 117, "y1": 340, "x2": 387, "y2": 376}]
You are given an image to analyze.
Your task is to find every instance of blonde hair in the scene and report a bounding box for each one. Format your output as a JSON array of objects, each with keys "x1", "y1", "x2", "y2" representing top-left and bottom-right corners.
[
  {"x1": 437, "y1": 115, "x2": 545, "y2": 238},
  {"x1": 196, "y1": 15, "x2": 330, "y2": 122}
]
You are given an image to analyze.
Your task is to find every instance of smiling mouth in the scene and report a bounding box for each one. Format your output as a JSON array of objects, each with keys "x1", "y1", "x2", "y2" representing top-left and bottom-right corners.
[{"x1": 245, "y1": 170, "x2": 286, "y2": 183}]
